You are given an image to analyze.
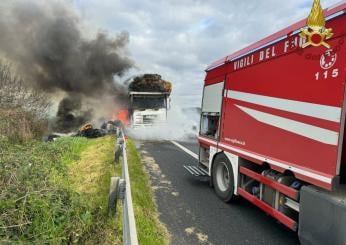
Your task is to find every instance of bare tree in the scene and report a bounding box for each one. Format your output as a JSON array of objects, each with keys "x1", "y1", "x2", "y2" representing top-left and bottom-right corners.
[
  {"x1": 0, "y1": 61, "x2": 50, "y2": 119},
  {"x1": 0, "y1": 60, "x2": 50, "y2": 140}
]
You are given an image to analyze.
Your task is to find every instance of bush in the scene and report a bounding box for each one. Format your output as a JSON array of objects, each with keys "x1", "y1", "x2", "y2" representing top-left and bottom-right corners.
[
  {"x1": 0, "y1": 61, "x2": 49, "y2": 142},
  {"x1": 0, "y1": 109, "x2": 47, "y2": 143}
]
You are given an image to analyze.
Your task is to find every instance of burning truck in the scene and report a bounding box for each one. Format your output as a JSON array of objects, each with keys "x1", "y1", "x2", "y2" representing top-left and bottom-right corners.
[{"x1": 119, "y1": 74, "x2": 172, "y2": 128}]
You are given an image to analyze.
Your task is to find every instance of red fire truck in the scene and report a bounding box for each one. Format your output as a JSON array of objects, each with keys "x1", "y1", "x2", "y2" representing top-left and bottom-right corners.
[{"x1": 186, "y1": 1, "x2": 346, "y2": 244}]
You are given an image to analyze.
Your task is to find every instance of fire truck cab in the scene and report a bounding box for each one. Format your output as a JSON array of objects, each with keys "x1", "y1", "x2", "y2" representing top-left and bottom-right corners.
[{"x1": 194, "y1": 2, "x2": 346, "y2": 244}]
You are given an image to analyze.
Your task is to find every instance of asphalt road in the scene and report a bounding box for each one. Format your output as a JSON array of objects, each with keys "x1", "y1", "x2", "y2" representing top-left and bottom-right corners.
[{"x1": 137, "y1": 140, "x2": 300, "y2": 245}]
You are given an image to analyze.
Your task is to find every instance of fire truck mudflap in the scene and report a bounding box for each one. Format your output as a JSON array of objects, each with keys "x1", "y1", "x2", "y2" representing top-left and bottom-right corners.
[{"x1": 299, "y1": 185, "x2": 346, "y2": 245}]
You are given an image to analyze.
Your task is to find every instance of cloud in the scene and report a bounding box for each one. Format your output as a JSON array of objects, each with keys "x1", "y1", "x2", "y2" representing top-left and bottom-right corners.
[{"x1": 75, "y1": 0, "x2": 340, "y2": 107}]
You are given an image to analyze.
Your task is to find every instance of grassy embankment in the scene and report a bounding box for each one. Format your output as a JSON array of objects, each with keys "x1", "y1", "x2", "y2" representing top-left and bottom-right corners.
[{"x1": 0, "y1": 135, "x2": 168, "y2": 244}]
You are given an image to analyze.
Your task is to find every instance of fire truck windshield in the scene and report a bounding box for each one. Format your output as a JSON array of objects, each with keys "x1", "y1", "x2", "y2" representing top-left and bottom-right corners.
[{"x1": 131, "y1": 95, "x2": 166, "y2": 109}]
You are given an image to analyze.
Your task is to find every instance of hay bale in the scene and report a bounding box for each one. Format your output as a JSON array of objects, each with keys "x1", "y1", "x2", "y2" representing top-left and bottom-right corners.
[{"x1": 129, "y1": 74, "x2": 172, "y2": 93}]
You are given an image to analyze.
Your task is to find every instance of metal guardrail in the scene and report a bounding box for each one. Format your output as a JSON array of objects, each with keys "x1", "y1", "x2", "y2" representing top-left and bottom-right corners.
[{"x1": 109, "y1": 128, "x2": 138, "y2": 245}]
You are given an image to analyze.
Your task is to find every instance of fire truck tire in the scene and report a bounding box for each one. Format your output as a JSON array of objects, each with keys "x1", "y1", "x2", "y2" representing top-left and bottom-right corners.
[{"x1": 212, "y1": 154, "x2": 234, "y2": 202}]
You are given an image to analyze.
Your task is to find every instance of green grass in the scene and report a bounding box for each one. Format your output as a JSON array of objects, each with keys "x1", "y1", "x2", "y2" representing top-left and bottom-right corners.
[
  {"x1": 0, "y1": 135, "x2": 168, "y2": 244},
  {"x1": 0, "y1": 136, "x2": 90, "y2": 243},
  {"x1": 124, "y1": 139, "x2": 169, "y2": 245},
  {"x1": 0, "y1": 136, "x2": 119, "y2": 244},
  {"x1": 67, "y1": 136, "x2": 121, "y2": 244}
]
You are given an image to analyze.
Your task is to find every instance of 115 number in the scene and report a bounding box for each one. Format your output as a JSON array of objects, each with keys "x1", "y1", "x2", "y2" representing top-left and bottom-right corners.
[{"x1": 315, "y1": 69, "x2": 339, "y2": 80}]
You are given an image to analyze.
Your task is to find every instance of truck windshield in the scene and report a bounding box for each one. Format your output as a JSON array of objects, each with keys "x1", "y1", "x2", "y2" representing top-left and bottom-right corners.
[{"x1": 131, "y1": 95, "x2": 166, "y2": 109}]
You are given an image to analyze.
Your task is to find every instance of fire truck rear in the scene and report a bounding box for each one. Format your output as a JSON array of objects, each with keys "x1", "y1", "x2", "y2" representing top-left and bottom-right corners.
[{"x1": 188, "y1": 1, "x2": 346, "y2": 244}]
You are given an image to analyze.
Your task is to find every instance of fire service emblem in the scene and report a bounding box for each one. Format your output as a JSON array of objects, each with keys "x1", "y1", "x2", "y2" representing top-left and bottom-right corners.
[
  {"x1": 300, "y1": 0, "x2": 333, "y2": 49},
  {"x1": 320, "y1": 49, "x2": 337, "y2": 69}
]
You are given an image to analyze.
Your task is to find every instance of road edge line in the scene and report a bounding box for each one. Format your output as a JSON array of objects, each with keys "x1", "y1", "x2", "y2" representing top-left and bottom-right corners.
[{"x1": 170, "y1": 141, "x2": 199, "y2": 160}]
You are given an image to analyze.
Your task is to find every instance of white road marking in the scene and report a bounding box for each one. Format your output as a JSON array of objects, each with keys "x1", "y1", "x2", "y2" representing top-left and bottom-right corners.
[{"x1": 171, "y1": 141, "x2": 198, "y2": 160}]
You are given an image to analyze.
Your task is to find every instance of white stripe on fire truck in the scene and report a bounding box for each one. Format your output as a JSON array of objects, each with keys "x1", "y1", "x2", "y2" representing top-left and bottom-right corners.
[
  {"x1": 225, "y1": 90, "x2": 341, "y2": 123},
  {"x1": 198, "y1": 134, "x2": 332, "y2": 183},
  {"x1": 236, "y1": 105, "x2": 339, "y2": 145},
  {"x1": 217, "y1": 142, "x2": 332, "y2": 184},
  {"x1": 198, "y1": 136, "x2": 217, "y2": 146}
]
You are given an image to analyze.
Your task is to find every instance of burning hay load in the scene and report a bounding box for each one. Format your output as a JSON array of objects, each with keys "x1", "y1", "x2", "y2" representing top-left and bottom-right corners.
[{"x1": 129, "y1": 74, "x2": 172, "y2": 93}]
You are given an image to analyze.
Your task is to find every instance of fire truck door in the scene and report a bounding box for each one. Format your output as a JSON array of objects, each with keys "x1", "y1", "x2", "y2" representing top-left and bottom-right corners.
[{"x1": 200, "y1": 81, "x2": 224, "y2": 139}]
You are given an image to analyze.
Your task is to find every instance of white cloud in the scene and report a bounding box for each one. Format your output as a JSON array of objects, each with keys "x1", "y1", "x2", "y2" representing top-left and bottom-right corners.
[{"x1": 75, "y1": 0, "x2": 341, "y2": 107}]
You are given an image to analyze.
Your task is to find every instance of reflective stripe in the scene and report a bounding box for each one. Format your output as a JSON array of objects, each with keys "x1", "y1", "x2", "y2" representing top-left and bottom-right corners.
[
  {"x1": 236, "y1": 105, "x2": 339, "y2": 145},
  {"x1": 198, "y1": 136, "x2": 218, "y2": 146},
  {"x1": 227, "y1": 90, "x2": 341, "y2": 122}
]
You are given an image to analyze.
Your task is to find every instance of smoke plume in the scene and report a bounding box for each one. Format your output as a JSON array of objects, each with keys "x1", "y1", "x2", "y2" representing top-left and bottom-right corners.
[
  {"x1": 127, "y1": 105, "x2": 199, "y2": 142},
  {"x1": 0, "y1": 0, "x2": 133, "y2": 131}
]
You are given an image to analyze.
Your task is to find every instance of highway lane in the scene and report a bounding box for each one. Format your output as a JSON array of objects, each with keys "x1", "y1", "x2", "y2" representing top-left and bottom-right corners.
[{"x1": 137, "y1": 140, "x2": 300, "y2": 245}]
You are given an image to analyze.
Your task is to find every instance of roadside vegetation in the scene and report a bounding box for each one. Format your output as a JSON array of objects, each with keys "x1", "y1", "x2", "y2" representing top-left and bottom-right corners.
[
  {"x1": 0, "y1": 61, "x2": 49, "y2": 143},
  {"x1": 0, "y1": 136, "x2": 120, "y2": 244},
  {"x1": 0, "y1": 134, "x2": 169, "y2": 244}
]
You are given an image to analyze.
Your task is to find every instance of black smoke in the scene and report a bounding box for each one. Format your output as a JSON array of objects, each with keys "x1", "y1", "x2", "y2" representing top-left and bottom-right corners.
[
  {"x1": 54, "y1": 96, "x2": 92, "y2": 133},
  {"x1": 0, "y1": 0, "x2": 133, "y2": 131}
]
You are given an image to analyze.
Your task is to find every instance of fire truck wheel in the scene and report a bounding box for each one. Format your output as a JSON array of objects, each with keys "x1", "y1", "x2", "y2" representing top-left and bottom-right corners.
[{"x1": 212, "y1": 154, "x2": 234, "y2": 202}]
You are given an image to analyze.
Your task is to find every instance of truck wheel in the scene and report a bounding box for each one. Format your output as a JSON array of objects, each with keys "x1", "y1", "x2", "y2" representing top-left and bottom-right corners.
[{"x1": 212, "y1": 154, "x2": 234, "y2": 202}]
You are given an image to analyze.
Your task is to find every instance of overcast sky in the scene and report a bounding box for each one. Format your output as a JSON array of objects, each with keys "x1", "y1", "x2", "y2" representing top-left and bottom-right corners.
[{"x1": 73, "y1": 0, "x2": 341, "y2": 107}]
